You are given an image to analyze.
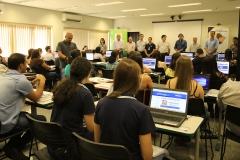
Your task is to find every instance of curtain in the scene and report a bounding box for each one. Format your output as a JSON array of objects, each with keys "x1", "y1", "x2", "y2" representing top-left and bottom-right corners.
[
  {"x1": 89, "y1": 31, "x2": 108, "y2": 49},
  {"x1": 0, "y1": 24, "x2": 12, "y2": 57}
]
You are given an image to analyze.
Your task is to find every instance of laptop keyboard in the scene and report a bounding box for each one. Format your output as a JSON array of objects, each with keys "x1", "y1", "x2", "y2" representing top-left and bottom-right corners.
[{"x1": 151, "y1": 113, "x2": 182, "y2": 122}]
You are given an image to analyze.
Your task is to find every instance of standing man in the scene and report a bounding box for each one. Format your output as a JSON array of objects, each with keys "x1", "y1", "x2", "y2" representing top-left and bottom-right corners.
[
  {"x1": 174, "y1": 33, "x2": 187, "y2": 53},
  {"x1": 113, "y1": 34, "x2": 124, "y2": 58},
  {"x1": 157, "y1": 35, "x2": 171, "y2": 59},
  {"x1": 189, "y1": 37, "x2": 201, "y2": 53},
  {"x1": 144, "y1": 37, "x2": 156, "y2": 57},
  {"x1": 136, "y1": 34, "x2": 147, "y2": 58},
  {"x1": 56, "y1": 32, "x2": 78, "y2": 79},
  {"x1": 230, "y1": 37, "x2": 238, "y2": 59},
  {"x1": 126, "y1": 37, "x2": 135, "y2": 57},
  {"x1": 204, "y1": 31, "x2": 219, "y2": 59}
]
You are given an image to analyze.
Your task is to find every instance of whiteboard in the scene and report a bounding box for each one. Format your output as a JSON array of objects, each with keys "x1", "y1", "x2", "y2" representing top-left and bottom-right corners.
[{"x1": 153, "y1": 21, "x2": 202, "y2": 55}]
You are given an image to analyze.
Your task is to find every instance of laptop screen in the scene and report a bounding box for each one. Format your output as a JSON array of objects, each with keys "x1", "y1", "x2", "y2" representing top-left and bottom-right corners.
[
  {"x1": 106, "y1": 51, "x2": 111, "y2": 57},
  {"x1": 193, "y1": 74, "x2": 210, "y2": 90},
  {"x1": 181, "y1": 53, "x2": 193, "y2": 58},
  {"x1": 217, "y1": 61, "x2": 229, "y2": 74},
  {"x1": 150, "y1": 88, "x2": 188, "y2": 113},
  {"x1": 86, "y1": 53, "x2": 94, "y2": 60},
  {"x1": 218, "y1": 54, "x2": 225, "y2": 61},
  {"x1": 164, "y1": 56, "x2": 172, "y2": 65},
  {"x1": 142, "y1": 58, "x2": 156, "y2": 69}
]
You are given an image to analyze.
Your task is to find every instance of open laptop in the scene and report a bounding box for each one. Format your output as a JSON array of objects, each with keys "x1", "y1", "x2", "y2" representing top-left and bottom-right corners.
[
  {"x1": 149, "y1": 87, "x2": 189, "y2": 127},
  {"x1": 180, "y1": 52, "x2": 193, "y2": 59},
  {"x1": 193, "y1": 74, "x2": 210, "y2": 94},
  {"x1": 106, "y1": 50, "x2": 111, "y2": 58},
  {"x1": 218, "y1": 54, "x2": 225, "y2": 61},
  {"x1": 86, "y1": 53, "x2": 94, "y2": 61},
  {"x1": 142, "y1": 58, "x2": 156, "y2": 70},
  {"x1": 164, "y1": 56, "x2": 172, "y2": 65},
  {"x1": 217, "y1": 61, "x2": 229, "y2": 75}
]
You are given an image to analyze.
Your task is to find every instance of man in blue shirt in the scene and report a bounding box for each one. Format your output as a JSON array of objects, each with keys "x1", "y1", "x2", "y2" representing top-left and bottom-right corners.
[
  {"x1": 174, "y1": 33, "x2": 187, "y2": 53},
  {"x1": 0, "y1": 53, "x2": 46, "y2": 159},
  {"x1": 204, "y1": 31, "x2": 219, "y2": 58}
]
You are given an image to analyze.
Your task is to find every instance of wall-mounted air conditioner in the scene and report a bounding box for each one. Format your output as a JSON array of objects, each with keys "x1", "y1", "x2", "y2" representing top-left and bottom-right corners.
[{"x1": 62, "y1": 13, "x2": 82, "y2": 23}]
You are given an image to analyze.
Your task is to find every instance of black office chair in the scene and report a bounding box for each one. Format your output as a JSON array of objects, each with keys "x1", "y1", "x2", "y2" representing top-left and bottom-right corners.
[
  {"x1": 155, "y1": 67, "x2": 165, "y2": 76},
  {"x1": 220, "y1": 105, "x2": 240, "y2": 160},
  {"x1": 102, "y1": 69, "x2": 114, "y2": 79},
  {"x1": 45, "y1": 60, "x2": 55, "y2": 66},
  {"x1": 72, "y1": 132, "x2": 132, "y2": 160},
  {"x1": 135, "y1": 90, "x2": 151, "y2": 106},
  {"x1": 93, "y1": 59, "x2": 101, "y2": 62},
  {"x1": 26, "y1": 114, "x2": 70, "y2": 160},
  {"x1": 84, "y1": 83, "x2": 98, "y2": 101},
  {"x1": 194, "y1": 65, "x2": 202, "y2": 74}
]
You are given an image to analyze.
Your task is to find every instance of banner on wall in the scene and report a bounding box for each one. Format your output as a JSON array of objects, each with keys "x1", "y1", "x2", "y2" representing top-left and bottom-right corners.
[
  {"x1": 109, "y1": 29, "x2": 128, "y2": 57},
  {"x1": 208, "y1": 26, "x2": 230, "y2": 53}
]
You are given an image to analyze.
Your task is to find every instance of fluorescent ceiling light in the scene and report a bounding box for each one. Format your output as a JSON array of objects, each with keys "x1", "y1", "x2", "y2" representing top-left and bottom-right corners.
[
  {"x1": 140, "y1": 13, "x2": 164, "y2": 17},
  {"x1": 121, "y1": 8, "x2": 147, "y2": 12},
  {"x1": 15, "y1": 0, "x2": 57, "y2": 4},
  {"x1": 58, "y1": 6, "x2": 80, "y2": 11},
  {"x1": 107, "y1": 16, "x2": 126, "y2": 18},
  {"x1": 93, "y1": 1, "x2": 124, "y2": 6},
  {"x1": 236, "y1": 7, "x2": 240, "y2": 9},
  {"x1": 168, "y1": 3, "x2": 202, "y2": 8},
  {"x1": 183, "y1": 9, "x2": 212, "y2": 13}
]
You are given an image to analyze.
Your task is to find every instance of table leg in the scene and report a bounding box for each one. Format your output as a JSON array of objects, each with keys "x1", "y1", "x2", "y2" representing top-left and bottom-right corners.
[
  {"x1": 195, "y1": 127, "x2": 200, "y2": 160},
  {"x1": 218, "y1": 108, "x2": 222, "y2": 141},
  {"x1": 31, "y1": 105, "x2": 37, "y2": 115},
  {"x1": 158, "y1": 75, "x2": 160, "y2": 84},
  {"x1": 99, "y1": 91, "x2": 103, "y2": 98}
]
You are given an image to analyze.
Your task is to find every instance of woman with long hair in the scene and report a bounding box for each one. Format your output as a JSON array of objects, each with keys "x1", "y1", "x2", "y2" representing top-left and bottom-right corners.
[
  {"x1": 27, "y1": 48, "x2": 34, "y2": 65},
  {"x1": 64, "y1": 49, "x2": 81, "y2": 77},
  {"x1": 106, "y1": 51, "x2": 119, "y2": 70},
  {"x1": 49, "y1": 57, "x2": 95, "y2": 160},
  {"x1": 94, "y1": 46, "x2": 104, "y2": 62},
  {"x1": 224, "y1": 48, "x2": 236, "y2": 66},
  {"x1": 165, "y1": 53, "x2": 181, "y2": 77},
  {"x1": 99, "y1": 38, "x2": 107, "y2": 54},
  {"x1": 155, "y1": 50, "x2": 167, "y2": 70},
  {"x1": 94, "y1": 58, "x2": 155, "y2": 160}
]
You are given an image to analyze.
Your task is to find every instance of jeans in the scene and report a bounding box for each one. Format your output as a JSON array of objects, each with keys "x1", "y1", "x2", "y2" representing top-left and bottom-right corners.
[
  {"x1": 140, "y1": 51, "x2": 146, "y2": 58},
  {"x1": 1, "y1": 112, "x2": 46, "y2": 151},
  {"x1": 45, "y1": 72, "x2": 58, "y2": 89},
  {"x1": 60, "y1": 68, "x2": 65, "y2": 80},
  {"x1": 119, "y1": 51, "x2": 123, "y2": 58}
]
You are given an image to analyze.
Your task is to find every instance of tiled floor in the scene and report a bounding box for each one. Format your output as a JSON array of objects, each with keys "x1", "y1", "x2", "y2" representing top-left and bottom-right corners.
[{"x1": 1, "y1": 105, "x2": 240, "y2": 160}]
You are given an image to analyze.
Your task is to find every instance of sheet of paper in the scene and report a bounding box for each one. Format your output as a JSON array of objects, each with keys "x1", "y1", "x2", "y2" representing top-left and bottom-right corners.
[{"x1": 205, "y1": 89, "x2": 219, "y2": 97}]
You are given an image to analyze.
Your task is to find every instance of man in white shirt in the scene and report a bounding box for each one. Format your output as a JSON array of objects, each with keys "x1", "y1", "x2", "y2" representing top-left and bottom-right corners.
[
  {"x1": 126, "y1": 37, "x2": 135, "y2": 57},
  {"x1": 113, "y1": 34, "x2": 124, "y2": 58},
  {"x1": 43, "y1": 46, "x2": 55, "y2": 62},
  {"x1": 136, "y1": 34, "x2": 147, "y2": 58},
  {"x1": 157, "y1": 35, "x2": 171, "y2": 58},
  {"x1": 189, "y1": 37, "x2": 201, "y2": 53},
  {"x1": 217, "y1": 80, "x2": 240, "y2": 136}
]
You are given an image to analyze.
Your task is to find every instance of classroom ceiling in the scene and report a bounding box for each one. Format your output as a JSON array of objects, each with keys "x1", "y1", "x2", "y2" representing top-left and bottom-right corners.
[{"x1": 1, "y1": 0, "x2": 240, "y2": 19}]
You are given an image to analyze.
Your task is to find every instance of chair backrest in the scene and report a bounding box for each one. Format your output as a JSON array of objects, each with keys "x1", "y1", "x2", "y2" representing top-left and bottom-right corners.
[
  {"x1": 225, "y1": 105, "x2": 240, "y2": 126},
  {"x1": 93, "y1": 59, "x2": 101, "y2": 62},
  {"x1": 45, "y1": 60, "x2": 55, "y2": 65},
  {"x1": 155, "y1": 67, "x2": 165, "y2": 76},
  {"x1": 135, "y1": 90, "x2": 151, "y2": 105},
  {"x1": 102, "y1": 69, "x2": 114, "y2": 79},
  {"x1": 30, "y1": 66, "x2": 42, "y2": 74},
  {"x1": 229, "y1": 66, "x2": 237, "y2": 75},
  {"x1": 26, "y1": 114, "x2": 69, "y2": 149},
  {"x1": 84, "y1": 83, "x2": 98, "y2": 97},
  {"x1": 72, "y1": 132, "x2": 132, "y2": 160},
  {"x1": 187, "y1": 98, "x2": 205, "y2": 116},
  {"x1": 209, "y1": 78, "x2": 227, "y2": 90}
]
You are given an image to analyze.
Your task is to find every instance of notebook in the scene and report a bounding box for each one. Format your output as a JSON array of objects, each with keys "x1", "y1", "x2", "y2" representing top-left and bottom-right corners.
[
  {"x1": 164, "y1": 56, "x2": 172, "y2": 65},
  {"x1": 180, "y1": 53, "x2": 193, "y2": 59},
  {"x1": 149, "y1": 87, "x2": 189, "y2": 127},
  {"x1": 142, "y1": 58, "x2": 156, "y2": 70},
  {"x1": 86, "y1": 53, "x2": 94, "y2": 61},
  {"x1": 106, "y1": 51, "x2": 111, "y2": 58},
  {"x1": 193, "y1": 74, "x2": 211, "y2": 94},
  {"x1": 217, "y1": 61, "x2": 229, "y2": 74}
]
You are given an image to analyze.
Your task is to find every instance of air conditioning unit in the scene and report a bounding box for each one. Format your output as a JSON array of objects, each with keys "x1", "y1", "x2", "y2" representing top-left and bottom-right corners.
[
  {"x1": 62, "y1": 13, "x2": 82, "y2": 23},
  {"x1": 0, "y1": 4, "x2": 4, "y2": 14}
]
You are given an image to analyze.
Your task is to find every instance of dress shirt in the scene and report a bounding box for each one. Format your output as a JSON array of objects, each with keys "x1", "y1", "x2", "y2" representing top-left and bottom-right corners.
[
  {"x1": 113, "y1": 40, "x2": 124, "y2": 51},
  {"x1": 189, "y1": 43, "x2": 201, "y2": 52},
  {"x1": 174, "y1": 40, "x2": 187, "y2": 51},
  {"x1": 126, "y1": 42, "x2": 136, "y2": 52},
  {"x1": 136, "y1": 40, "x2": 147, "y2": 52},
  {"x1": 157, "y1": 41, "x2": 171, "y2": 53},
  {"x1": 205, "y1": 38, "x2": 219, "y2": 56}
]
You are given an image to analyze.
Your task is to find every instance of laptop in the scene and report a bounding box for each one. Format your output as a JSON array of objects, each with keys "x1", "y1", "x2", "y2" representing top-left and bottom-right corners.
[
  {"x1": 193, "y1": 74, "x2": 210, "y2": 94},
  {"x1": 180, "y1": 52, "x2": 193, "y2": 59},
  {"x1": 149, "y1": 87, "x2": 189, "y2": 127},
  {"x1": 106, "y1": 50, "x2": 111, "y2": 58},
  {"x1": 142, "y1": 58, "x2": 156, "y2": 70},
  {"x1": 217, "y1": 61, "x2": 229, "y2": 75},
  {"x1": 218, "y1": 54, "x2": 225, "y2": 61},
  {"x1": 164, "y1": 56, "x2": 172, "y2": 65},
  {"x1": 86, "y1": 53, "x2": 94, "y2": 61}
]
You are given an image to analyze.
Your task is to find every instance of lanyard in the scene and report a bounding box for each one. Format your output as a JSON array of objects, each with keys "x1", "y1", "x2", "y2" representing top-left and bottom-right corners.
[
  {"x1": 117, "y1": 96, "x2": 137, "y2": 100},
  {"x1": 78, "y1": 83, "x2": 90, "y2": 91}
]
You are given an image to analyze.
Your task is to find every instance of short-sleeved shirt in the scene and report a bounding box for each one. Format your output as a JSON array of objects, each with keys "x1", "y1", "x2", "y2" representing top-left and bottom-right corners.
[
  {"x1": 136, "y1": 40, "x2": 147, "y2": 52},
  {"x1": 165, "y1": 68, "x2": 175, "y2": 77},
  {"x1": 106, "y1": 61, "x2": 118, "y2": 70},
  {"x1": 205, "y1": 38, "x2": 219, "y2": 56},
  {"x1": 64, "y1": 64, "x2": 70, "y2": 77},
  {"x1": 192, "y1": 57, "x2": 205, "y2": 73},
  {"x1": 113, "y1": 40, "x2": 124, "y2": 51},
  {"x1": 0, "y1": 70, "x2": 33, "y2": 134},
  {"x1": 30, "y1": 58, "x2": 48, "y2": 76},
  {"x1": 94, "y1": 95, "x2": 156, "y2": 160},
  {"x1": 145, "y1": 43, "x2": 156, "y2": 54},
  {"x1": 126, "y1": 42, "x2": 136, "y2": 52},
  {"x1": 56, "y1": 40, "x2": 78, "y2": 68},
  {"x1": 94, "y1": 53, "x2": 104, "y2": 62},
  {"x1": 174, "y1": 39, "x2": 187, "y2": 51},
  {"x1": 51, "y1": 85, "x2": 95, "y2": 146},
  {"x1": 157, "y1": 41, "x2": 171, "y2": 53},
  {"x1": 189, "y1": 43, "x2": 201, "y2": 52}
]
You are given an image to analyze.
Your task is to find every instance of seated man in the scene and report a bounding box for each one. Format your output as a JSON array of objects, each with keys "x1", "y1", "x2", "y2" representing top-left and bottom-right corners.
[
  {"x1": 217, "y1": 80, "x2": 240, "y2": 136},
  {"x1": 192, "y1": 48, "x2": 205, "y2": 74},
  {"x1": 0, "y1": 53, "x2": 46, "y2": 159}
]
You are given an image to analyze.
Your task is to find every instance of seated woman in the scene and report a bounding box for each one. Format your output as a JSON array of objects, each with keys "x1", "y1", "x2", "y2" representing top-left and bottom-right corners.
[
  {"x1": 94, "y1": 58, "x2": 155, "y2": 160},
  {"x1": 129, "y1": 53, "x2": 153, "y2": 90},
  {"x1": 94, "y1": 47, "x2": 104, "y2": 62},
  {"x1": 155, "y1": 50, "x2": 167, "y2": 70},
  {"x1": 106, "y1": 51, "x2": 119, "y2": 70},
  {"x1": 202, "y1": 56, "x2": 227, "y2": 118},
  {"x1": 224, "y1": 48, "x2": 237, "y2": 66},
  {"x1": 64, "y1": 49, "x2": 81, "y2": 77},
  {"x1": 49, "y1": 57, "x2": 95, "y2": 160},
  {"x1": 30, "y1": 49, "x2": 58, "y2": 89},
  {"x1": 27, "y1": 48, "x2": 34, "y2": 65},
  {"x1": 82, "y1": 45, "x2": 88, "y2": 51},
  {"x1": 165, "y1": 53, "x2": 180, "y2": 77}
]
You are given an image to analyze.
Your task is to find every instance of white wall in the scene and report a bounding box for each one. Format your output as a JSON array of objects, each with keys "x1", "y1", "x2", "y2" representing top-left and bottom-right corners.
[
  {"x1": 114, "y1": 11, "x2": 239, "y2": 49},
  {"x1": 0, "y1": 3, "x2": 114, "y2": 49}
]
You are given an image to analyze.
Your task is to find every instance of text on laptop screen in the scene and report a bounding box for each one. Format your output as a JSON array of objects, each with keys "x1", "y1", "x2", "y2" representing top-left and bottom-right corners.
[
  {"x1": 180, "y1": 53, "x2": 193, "y2": 58},
  {"x1": 106, "y1": 51, "x2": 111, "y2": 57},
  {"x1": 193, "y1": 75, "x2": 210, "y2": 90},
  {"x1": 86, "y1": 53, "x2": 94, "y2": 60},
  {"x1": 165, "y1": 56, "x2": 172, "y2": 65},
  {"x1": 217, "y1": 61, "x2": 229, "y2": 74},
  {"x1": 218, "y1": 54, "x2": 225, "y2": 61},
  {"x1": 150, "y1": 89, "x2": 188, "y2": 113},
  {"x1": 142, "y1": 58, "x2": 156, "y2": 69}
]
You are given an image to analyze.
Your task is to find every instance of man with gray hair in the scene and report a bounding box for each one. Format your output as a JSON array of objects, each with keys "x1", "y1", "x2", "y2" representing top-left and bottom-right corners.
[
  {"x1": 56, "y1": 32, "x2": 78, "y2": 79},
  {"x1": 189, "y1": 37, "x2": 201, "y2": 53},
  {"x1": 113, "y1": 34, "x2": 124, "y2": 58},
  {"x1": 126, "y1": 37, "x2": 135, "y2": 57}
]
